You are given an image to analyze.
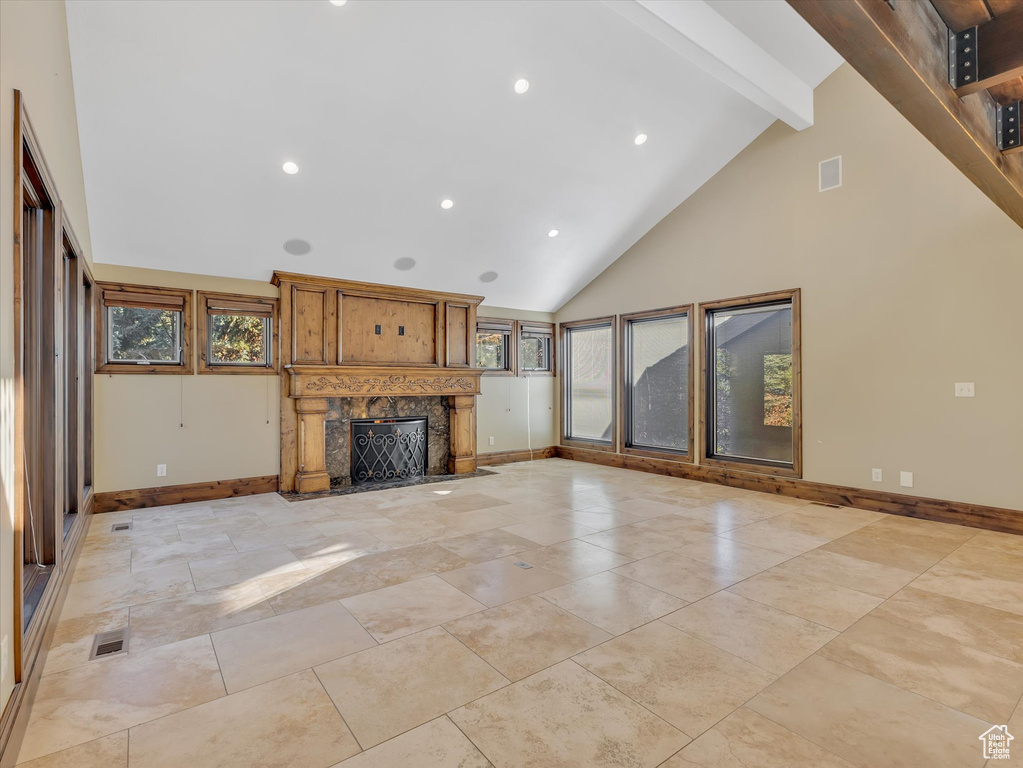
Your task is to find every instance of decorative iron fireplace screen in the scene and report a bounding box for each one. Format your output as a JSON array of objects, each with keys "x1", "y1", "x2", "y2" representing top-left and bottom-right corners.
[{"x1": 350, "y1": 418, "x2": 428, "y2": 483}]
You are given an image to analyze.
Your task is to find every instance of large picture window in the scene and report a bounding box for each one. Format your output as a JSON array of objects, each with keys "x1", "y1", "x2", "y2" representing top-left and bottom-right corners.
[
  {"x1": 562, "y1": 316, "x2": 615, "y2": 450},
  {"x1": 198, "y1": 292, "x2": 278, "y2": 374},
  {"x1": 97, "y1": 282, "x2": 193, "y2": 374},
  {"x1": 622, "y1": 306, "x2": 693, "y2": 458},
  {"x1": 702, "y1": 289, "x2": 800, "y2": 476}
]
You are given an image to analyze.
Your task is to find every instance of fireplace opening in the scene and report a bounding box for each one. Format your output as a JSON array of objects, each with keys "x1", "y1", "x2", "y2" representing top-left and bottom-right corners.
[{"x1": 350, "y1": 417, "x2": 428, "y2": 484}]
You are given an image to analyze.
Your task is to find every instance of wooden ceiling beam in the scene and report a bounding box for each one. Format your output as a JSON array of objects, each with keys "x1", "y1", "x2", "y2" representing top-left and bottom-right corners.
[
  {"x1": 787, "y1": 0, "x2": 1023, "y2": 229},
  {"x1": 930, "y1": 0, "x2": 991, "y2": 31},
  {"x1": 955, "y1": 9, "x2": 1023, "y2": 96}
]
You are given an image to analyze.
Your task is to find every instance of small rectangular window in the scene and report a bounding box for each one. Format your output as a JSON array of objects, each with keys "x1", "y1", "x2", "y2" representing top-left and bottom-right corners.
[
  {"x1": 562, "y1": 316, "x2": 615, "y2": 450},
  {"x1": 198, "y1": 292, "x2": 277, "y2": 374},
  {"x1": 97, "y1": 283, "x2": 193, "y2": 374},
  {"x1": 623, "y1": 306, "x2": 693, "y2": 458},
  {"x1": 476, "y1": 318, "x2": 515, "y2": 374},
  {"x1": 519, "y1": 322, "x2": 554, "y2": 375},
  {"x1": 703, "y1": 289, "x2": 800, "y2": 476}
]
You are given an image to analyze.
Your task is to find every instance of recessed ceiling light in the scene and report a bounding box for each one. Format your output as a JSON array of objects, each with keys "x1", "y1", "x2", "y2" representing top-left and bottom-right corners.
[
  {"x1": 393, "y1": 257, "x2": 416, "y2": 271},
  {"x1": 283, "y1": 238, "x2": 312, "y2": 255},
  {"x1": 514, "y1": 79, "x2": 529, "y2": 94},
  {"x1": 479, "y1": 271, "x2": 498, "y2": 283},
  {"x1": 440, "y1": 199, "x2": 454, "y2": 209},
  {"x1": 547, "y1": 229, "x2": 559, "y2": 238},
  {"x1": 282, "y1": 161, "x2": 299, "y2": 174},
  {"x1": 329, "y1": 0, "x2": 347, "y2": 5},
  {"x1": 634, "y1": 133, "x2": 648, "y2": 146}
]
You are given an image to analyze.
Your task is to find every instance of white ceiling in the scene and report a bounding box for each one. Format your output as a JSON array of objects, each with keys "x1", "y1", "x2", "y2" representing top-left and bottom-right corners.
[{"x1": 66, "y1": 0, "x2": 840, "y2": 312}]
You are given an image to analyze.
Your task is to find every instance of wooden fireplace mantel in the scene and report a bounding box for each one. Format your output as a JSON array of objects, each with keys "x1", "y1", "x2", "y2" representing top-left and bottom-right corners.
[
  {"x1": 274, "y1": 272, "x2": 485, "y2": 493},
  {"x1": 287, "y1": 366, "x2": 483, "y2": 399}
]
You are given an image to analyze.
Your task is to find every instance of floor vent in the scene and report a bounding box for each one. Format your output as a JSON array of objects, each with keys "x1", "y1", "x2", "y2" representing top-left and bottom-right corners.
[
  {"x1": 90, "y1": 628, "x2": 130, "y2": 660},
  {"x1": 513, "y1": 561, "x2": 534, "y2": 570},
  {"x1": 810, "y1": 502, "x2": 842, "y2": 509},
  {"x1": 110, "y1": 521, "x2": 133, "y2": 532}
]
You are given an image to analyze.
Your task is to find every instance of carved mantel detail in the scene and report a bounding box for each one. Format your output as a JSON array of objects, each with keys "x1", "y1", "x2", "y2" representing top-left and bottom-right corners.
[{"x1": 288, "y1": 367, "x2": 483, "y2": 398}]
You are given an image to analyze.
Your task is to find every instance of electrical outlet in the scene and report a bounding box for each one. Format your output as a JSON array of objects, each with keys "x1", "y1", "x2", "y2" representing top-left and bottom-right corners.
[
  {"x1": 156, "y1": 464, "x2": 167, "y2": 477},
  {"x1": 488, "y1": 437, "x2": 495, "y2": 446},
  {"x1": 900, "y1": 471, "x2": 914, "y2": 488},
  {"x1": 954, "y1": 382, "x2": 975, "y2": 398},
  {"x1": 871, "y1": 468, "x2": 883, "y2": 483},
  {"x1": 2, "y1": 636, "x2": 8, "y2": 682}
]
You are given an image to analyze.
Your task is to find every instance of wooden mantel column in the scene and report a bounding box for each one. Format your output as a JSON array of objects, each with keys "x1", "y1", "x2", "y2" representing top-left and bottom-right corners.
[
  {"x1": 295, "y1": 397, "x2": 331, "y2": 493},
  {"x1": 448, "y1": 395, "x2": 477, "y2": 474}
]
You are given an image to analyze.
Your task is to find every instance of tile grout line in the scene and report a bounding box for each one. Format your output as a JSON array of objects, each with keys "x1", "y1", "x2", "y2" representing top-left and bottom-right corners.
[{"x1": 310, "y1": 665, "x2": 367, "y2": 754}]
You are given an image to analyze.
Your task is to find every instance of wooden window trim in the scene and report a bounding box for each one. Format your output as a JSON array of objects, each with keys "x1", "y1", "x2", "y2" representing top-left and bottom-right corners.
[
  {"x1": 518, "y1": 321, "x2": 556, "y2": 377},
  {"x1": 96, "y1": 282, "x2": 194, "y2": 374},
  {"x1": 476, "y1": 317, "x2": 517, "y2": 376},
  {"x1": 560, "y1": 315, "x2": 617, "y2": 452},
  {"x1": 620, "y1": 305, "x2": 695, "y2": 463},
  {"x1": 698, "y1": 288, "x2": 802, "y2": 478},
  {"x1": 197, "y1": 291, "x2": 279, "y2": 375}
]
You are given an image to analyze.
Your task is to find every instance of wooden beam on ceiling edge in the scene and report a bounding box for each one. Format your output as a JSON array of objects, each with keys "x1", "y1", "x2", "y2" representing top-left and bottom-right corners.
[{"x1": 787, "y1": 0, "x2": 1023, "y2": 230}]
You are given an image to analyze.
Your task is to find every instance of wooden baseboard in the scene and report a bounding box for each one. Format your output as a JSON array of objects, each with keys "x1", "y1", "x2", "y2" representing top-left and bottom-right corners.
[
  {"x1": 477, "y1": 447, "x2": 556, "y2": 466},
  {"x1": 94, "y1": 475, "x2": 280, "y2": 513},
  {"x1": 555, "y1": 446, "x2": 1023, "y2": 535}
]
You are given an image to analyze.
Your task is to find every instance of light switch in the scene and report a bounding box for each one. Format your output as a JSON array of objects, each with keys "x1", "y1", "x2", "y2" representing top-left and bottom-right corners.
[
  {"x1": 954, "y1": 382, "x2": 975, "y2": 398},
  {"x1": 900, "y1": 471, "x2": 914, "y2": 488}
]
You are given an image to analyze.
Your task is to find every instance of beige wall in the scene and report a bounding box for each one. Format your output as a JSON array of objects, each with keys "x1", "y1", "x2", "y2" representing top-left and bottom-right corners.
[
  {"x1": 557, "y1": 64, "x2": 1023, "y2": 511},
  {"x1": 92, "y1": 265, "x2": 280, "y2": 492},
  {"x1": 0, "y1": 0, "x2": 92, "y2": 711},
  {"x1": 475, "y1": 306, "x2": 559, "y2": 455}
]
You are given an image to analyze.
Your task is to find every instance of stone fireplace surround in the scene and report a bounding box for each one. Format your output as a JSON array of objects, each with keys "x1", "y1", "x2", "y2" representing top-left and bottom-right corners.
[
  {"x1": 326, "y1": 396, "x2": 450, "y2": 486},
  {"x1": 284, "y1": 366, "x2": 483, "y2": 493}
]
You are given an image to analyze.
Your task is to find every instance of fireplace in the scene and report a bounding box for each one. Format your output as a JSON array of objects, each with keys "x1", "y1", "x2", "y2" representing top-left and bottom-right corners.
[{"x1": 351, "y1": 417, "x2": 428, "y2": 484}]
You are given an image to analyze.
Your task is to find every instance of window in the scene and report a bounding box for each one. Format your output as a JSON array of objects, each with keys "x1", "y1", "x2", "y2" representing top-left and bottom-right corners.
[
  {"x1": 476, "y1": 318, "x2": 515, "y2": 374},
  {"x1": 562, "y1": 316, "x2": 616, "y2": 450},
  {"x1": 97, "y1": 283, "x2": 193, "y2": 374},
  {"x1": 622, "y1": 306, "x2": 693, "y2": 458},
  {"x1": 198, "y1": 292, "x2": 278, "y2": 374},
  {"x1": 519, "y1": 322, "x2": 554, "y2": 375},
  {"x1": 702, "y1": 289, "x2": 800, "y2": 476}
]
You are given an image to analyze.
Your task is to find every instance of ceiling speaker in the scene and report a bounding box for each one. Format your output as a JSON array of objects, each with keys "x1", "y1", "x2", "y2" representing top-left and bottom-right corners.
[
  {"x1": 283, "y1": 238, "x2": 312, "y2": 255},
  {"x1": 819, "y1": 156, "x2": 842, "y2": 192}
]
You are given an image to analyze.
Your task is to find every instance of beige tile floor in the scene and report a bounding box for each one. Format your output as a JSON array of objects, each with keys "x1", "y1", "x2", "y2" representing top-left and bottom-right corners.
[{"x1": 15, "y1": 458, "x2": 1023, "y2": 768}]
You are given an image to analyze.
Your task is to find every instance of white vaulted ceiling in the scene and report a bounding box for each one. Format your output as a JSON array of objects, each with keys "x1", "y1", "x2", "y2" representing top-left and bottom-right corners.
[{"x1": 65, "y1": 0, "x2": 840, "y2": 311}]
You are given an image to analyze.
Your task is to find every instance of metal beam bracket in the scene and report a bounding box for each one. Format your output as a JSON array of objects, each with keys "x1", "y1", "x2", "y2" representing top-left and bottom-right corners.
[
  {"x1": 997, "y1": 101, "x2": 1020, "y2": 151},
  {"x1": 948, "y1": 26, "x2": 979, "y2": 89}
]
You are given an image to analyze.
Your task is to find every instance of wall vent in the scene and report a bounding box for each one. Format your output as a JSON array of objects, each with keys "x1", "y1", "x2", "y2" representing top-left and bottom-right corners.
[
  {"x1": 110, "y1": 521, "x2": 133, "y2": 532},
  {"x1": 90, "y1": 628, "x2": 130, "y2": 660},
  {"x1": 819, "y1": 156, "x2": 842, "y2": 192}
]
